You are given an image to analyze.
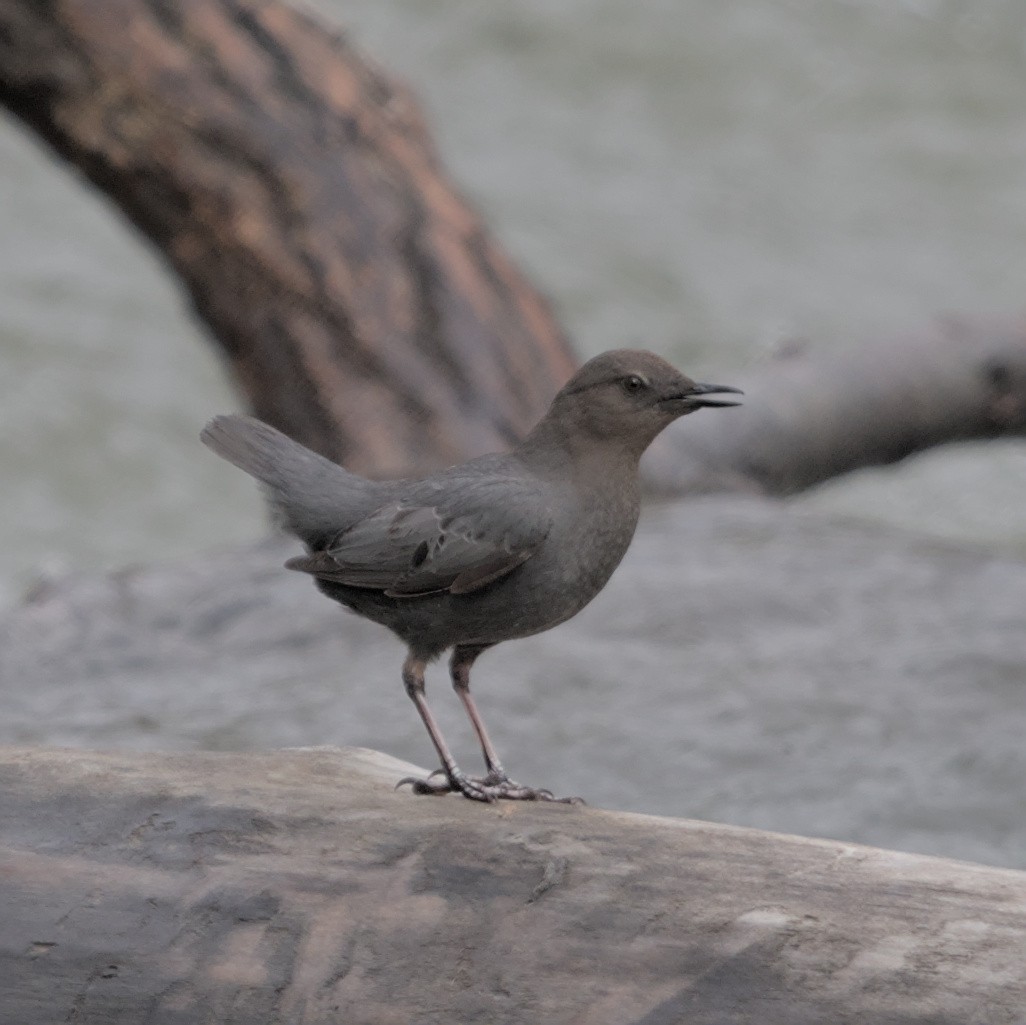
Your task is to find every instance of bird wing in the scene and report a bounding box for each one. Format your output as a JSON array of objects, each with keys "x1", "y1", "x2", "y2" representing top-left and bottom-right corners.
[{"x1": 285, "y1": 475, "x2": 552, "y2": 597}]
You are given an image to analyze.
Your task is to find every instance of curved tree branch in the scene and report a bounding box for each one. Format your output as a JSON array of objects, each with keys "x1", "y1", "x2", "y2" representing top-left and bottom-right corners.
[{"x1": 0, "y1": 0, "x2": 576, "y2": 476}]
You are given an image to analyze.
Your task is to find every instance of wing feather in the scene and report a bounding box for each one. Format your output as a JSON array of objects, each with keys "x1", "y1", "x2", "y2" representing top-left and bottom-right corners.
[{"x1": 285, "y1": 474, "x2": 551, "y2": 598}]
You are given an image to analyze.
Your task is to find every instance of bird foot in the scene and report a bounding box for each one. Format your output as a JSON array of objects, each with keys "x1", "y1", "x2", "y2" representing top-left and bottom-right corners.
[
  {"x1": 473, "y1": 767, "x2": 576, "y2": 802},
  {"x1": 396, "y1": 767, "x2": 584, "y2": 804},
  {"x1": 393, "y1": 767, "x2": 586, "y2": 804},
  {"x1": 396, "y1": 769, "x2": 494, "y2": 802}
]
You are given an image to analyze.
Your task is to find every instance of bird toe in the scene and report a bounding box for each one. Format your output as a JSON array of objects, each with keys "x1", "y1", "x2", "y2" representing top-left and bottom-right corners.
[{"x1": 396, "y1": 768, "x2": 583, "y2": 804}]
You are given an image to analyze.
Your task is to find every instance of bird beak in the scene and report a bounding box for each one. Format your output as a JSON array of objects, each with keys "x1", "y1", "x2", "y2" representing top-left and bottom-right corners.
[
  {"x1": 688, "y1": 382, "x2": 744, "y2": 408},
  {"x1": 659, "y1": 382, "x2": 744, "y2": 410}
]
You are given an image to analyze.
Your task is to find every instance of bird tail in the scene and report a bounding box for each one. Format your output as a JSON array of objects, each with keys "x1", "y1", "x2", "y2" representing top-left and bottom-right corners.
[{"x1": 201, "y1": 414, "x2": 368, "y2": 546}]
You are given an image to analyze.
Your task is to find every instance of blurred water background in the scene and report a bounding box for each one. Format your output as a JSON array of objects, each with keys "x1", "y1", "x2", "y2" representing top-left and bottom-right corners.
[{"x1": 2, "y1": 1, "x2": 1026, "y2": 862}]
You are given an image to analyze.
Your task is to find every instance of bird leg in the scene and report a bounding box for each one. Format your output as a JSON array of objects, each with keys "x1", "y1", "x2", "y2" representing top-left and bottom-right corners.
[
  {"x1": 396, "y1": 651, "x2": 582, "y2": 803},
  {"x1": 449, "y1": 645, "x2": 582, "y2": 804},
  {"x1": 449, "y1": 644, "x2": 508, "y2": 783},
  {"x1": 395, "y1": 654, "x2": 496, "y2": 802}
]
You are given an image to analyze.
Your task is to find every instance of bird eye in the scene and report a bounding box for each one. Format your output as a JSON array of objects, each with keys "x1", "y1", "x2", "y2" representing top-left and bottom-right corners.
[{"x1": 621, "y1": 374, "x2": 646, "y2": 395}]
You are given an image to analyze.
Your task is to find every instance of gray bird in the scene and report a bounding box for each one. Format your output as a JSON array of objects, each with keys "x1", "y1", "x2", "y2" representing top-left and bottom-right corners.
[{"x1": 201, "y1": 349, "x2": 741, "y2": 802}]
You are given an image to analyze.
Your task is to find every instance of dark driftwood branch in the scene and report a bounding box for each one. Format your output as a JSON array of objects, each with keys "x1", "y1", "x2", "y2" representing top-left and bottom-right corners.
[
  {"x1": 4, "y1": 746, "x2": 1026, "y2": 1025},
  {"x1": 3, "y1": 3, "x2": 1026, "y2": 495},
  {"x1": 0, "y1": 0, "x2": 576, "y2": 477}
]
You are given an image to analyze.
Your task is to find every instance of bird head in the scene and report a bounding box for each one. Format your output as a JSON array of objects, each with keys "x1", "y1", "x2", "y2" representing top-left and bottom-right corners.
[{"x1": 532, "y1": 349, "x2": 742, "y2": 459}]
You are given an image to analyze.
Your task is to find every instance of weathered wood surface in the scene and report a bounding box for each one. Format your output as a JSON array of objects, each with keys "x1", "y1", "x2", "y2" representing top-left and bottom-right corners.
[
  {"x1": 2, "y1": 2, "x2": 1026, "y2": 494},
  {"x1": 0, "y1": 0, "x2": 577, "y2": 476},
  {"x1": 3, "y1": 745, "x2": 1026, "y2": 1025}
]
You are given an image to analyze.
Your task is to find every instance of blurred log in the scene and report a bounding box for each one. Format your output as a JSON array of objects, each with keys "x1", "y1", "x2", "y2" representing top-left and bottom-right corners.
[
  {"x1": 3, "y1": 746, "x2": 1026, "y2": 1025},
  {"x1": 0, "y1": 0, "x2": 576, "y2": 477},
  {"x1": 649, "y1": 314, "x2": 1026, "y2": 495}
]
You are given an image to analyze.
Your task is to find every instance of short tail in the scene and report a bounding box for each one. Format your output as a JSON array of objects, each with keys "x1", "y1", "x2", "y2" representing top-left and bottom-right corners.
[
  {"x1": 201, "y1": 415, "x2": 317, "y2": 487},
  {"x1": 201, "y1": 414, "x2": 368, "y2": 545}
]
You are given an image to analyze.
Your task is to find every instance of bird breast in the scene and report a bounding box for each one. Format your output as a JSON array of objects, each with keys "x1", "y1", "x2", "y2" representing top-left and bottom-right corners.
[{"x1": 493, "y1": 475, "x2": 641, "y2": 639}]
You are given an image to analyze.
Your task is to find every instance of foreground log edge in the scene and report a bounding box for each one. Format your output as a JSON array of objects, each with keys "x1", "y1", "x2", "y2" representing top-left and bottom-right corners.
[{"x1": 2, "y1": 746, "x2": 1025, "y2": 1024}]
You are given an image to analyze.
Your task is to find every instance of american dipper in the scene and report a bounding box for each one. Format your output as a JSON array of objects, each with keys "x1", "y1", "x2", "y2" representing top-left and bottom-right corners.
[{"x1": 201, "y1": 349, "x2": 741, "y2": 802}]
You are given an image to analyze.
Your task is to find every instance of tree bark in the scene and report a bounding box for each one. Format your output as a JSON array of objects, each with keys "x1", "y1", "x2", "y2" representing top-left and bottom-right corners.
[
  {"x1": 0, "y1": 0, "x2": 576, "y2": 477},
  {"x1": 3, "y1": 745, "x2": 1026, "y2": 1025}
]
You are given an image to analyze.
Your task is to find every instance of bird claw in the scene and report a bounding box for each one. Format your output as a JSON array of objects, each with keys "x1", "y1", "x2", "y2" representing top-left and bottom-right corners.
[
  {"x1": 396, "y1": 768, "x2": 584, "y2": 804},
  {"x1": 396, "y1": 770, "x2": 496, "y2": 801},
  {"x1": 395, "y1": 774, "x2": 463, "y2": 797},
  {"x1": 474, "y1": 768, "x2": 583, "y2": 803}
]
